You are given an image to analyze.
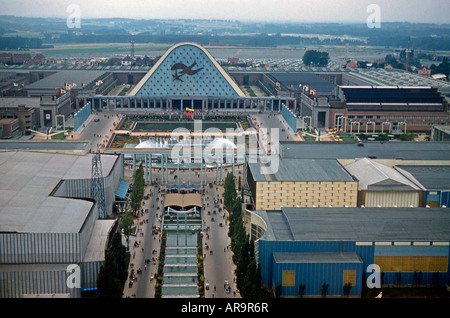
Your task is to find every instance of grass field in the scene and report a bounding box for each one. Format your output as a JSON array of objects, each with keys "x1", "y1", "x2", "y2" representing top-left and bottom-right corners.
[
  {"x1": 34, "y1": 43, "x2": 172, "y2": 55},
  {"x1": 51, "y1": 132, "x2": 66, "y2": 140}
]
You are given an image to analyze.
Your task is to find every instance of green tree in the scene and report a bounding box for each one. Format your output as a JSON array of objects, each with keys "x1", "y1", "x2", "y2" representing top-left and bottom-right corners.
[
  {"x1": 385, "y1": 54, "x2": 401, "y2": 68},
  {"x1": 431, "y1": 57, "x2": 450, "y2": 77},
  {"x1": 121, "y1": 211, "x2": 134, "y2": 251},
  {"x1": 130, "y1": 163, "x2": 145, "y2": 215},
  {"x1": 302, "y1": 50, "x2": 329, "y2": 67},
  {"x1": 99, "y1": 59, "x2": 114, "y2": 66},
  {"x1": 233, "y1": 230, "x2": 251, "y2": 293},
  {"x1": 223, "y1": 173, "x2": 237, "y2": 213},
  {"x1": 228, "y1": 196, "x2": 242, "y2": 239},
  {"x1": 241, "y1": 250, "x2": 263, "y2": 298},
  {"x1": 223, "y1": 172, "x2": 264, "y2": 298},
  {"x1": 96, "y1": 232, "x2": 129, "y2": 298}
]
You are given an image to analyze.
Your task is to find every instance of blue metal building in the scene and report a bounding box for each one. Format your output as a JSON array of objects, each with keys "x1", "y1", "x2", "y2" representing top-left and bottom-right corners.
[
  {"x1": 251, "y1": 207, "x2": 450, "y2": 297},
  {"x1": 396, "y1": 165, "x2": 450, "y2": 208}
]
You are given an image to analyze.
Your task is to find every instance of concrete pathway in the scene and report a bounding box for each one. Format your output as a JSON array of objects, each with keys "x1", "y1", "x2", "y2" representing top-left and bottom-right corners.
[
  {"x1": 201, "y1": 184, "x2": 239, "y2": 298},
  {"x1": 123, "y1": 184, "x2": 164, "y2": 298},
  {"x1": 122, "y1": 174, "x2": 240, "y2": 298}
]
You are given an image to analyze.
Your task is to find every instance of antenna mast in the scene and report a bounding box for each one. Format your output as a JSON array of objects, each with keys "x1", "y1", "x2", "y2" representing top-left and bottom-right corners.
[
  {"x1": 91, "y1": 151, "x2": 107, "y2": 219},
  {"x1": 405, "y1": 40, "x2": 411, "y2": 71}
]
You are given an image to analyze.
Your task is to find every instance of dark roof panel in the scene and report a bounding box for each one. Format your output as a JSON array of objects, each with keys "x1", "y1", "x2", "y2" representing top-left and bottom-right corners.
[
  {"x1": 281, "y1": 142, "x2": 450, "y2": 160},
  {"x1": 269, "y1": 72, "x2": 336, "y2": 93},
  {"x1": 396, "y1": 165, "x2": 450, "y2": 190},
  {"x1": 341, "y1": 86, "x2": 444, "y2": 104}
]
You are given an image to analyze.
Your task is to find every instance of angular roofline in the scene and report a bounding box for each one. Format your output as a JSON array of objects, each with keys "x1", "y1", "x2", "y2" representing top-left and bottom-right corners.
[
  {"x1": 344, "y1": 157, "x2": 422, "y2": 190},
  {"x1": 129, "y1": 42, "x2": 244, "y2": 97}
]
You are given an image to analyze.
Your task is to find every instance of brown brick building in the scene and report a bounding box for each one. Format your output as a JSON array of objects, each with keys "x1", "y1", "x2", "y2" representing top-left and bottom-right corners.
[
  {"x1": 0, "y1": 97, "x2": 40, "y2": 131},
  {"x1": 329, "y1": 86, "x2": 449, "y2": 132},
  {"x1": 247, "y1": 157, "x2": 358, "y2": 210}
]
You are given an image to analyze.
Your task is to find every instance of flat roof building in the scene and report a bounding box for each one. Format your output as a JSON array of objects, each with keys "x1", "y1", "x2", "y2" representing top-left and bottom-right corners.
[
  {"x1": 328, "y1": 86, "x2": 449, "y2": 132},
  {"x1": 0, "y1": 97, "x2": 41, "y2": 132},
  {"x1": 246, "y1": 157, "x2": 358, "y2": 210},
  {"x1": 23, "y1": 70, "x2": 107, "y2": 97},
  {"x1": 0, "y1": 151, "x2": 123, "y2": 298},
  {"x1": 267, "y1": 72, "x2": 337, "y2": 96},
  {"x1": 280, "y1": 141, "x2": 450, "y2": 161},
  {"x1": 396, "y1": 165, "x2": 450, "y2": 208},
  {"x1": 250, "y1": 207, "x2": 450, "y2": 297}
]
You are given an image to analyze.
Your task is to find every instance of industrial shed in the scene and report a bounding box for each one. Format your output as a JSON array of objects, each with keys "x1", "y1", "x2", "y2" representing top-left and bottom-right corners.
[
  {"x1": 250, "y1": 207, "x2": 450, "y2": 297},
  {"x1": 246, "y1": 157, "x2": 358, "y2": 210},
  {"x1": 396, "y1": 165, "x2": 450, "y2": 208},
  {"x1": 343, "y1": 158, "x2": 422, "y2": 207},
  {"x1": 0, "y1": 151, "x2": 123, "y2": 298}
]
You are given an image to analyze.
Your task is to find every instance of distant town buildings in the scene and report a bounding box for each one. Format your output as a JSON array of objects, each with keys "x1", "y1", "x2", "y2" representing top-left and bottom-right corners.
[
  {"x1": 0, "y1": 53, "x2": 45, "y2": 65},
  {"x1": 418, "y1": 66, "x2": 432, "y2": 77},
  {"x1": 1, "y1": 42, "x2": 449, "y2": 137},
  {"x1": 121, "y1": 56, "x2": 133, "y2": 66}
]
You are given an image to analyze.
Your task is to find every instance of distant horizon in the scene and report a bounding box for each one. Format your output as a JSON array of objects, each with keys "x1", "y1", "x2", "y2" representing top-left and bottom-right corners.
[
  {"x1": 2, "y1": 14, "x2": 450, "y2": 27},
  {"x1": 1, "y1": 0, "x2": 449, "y2": 25}
]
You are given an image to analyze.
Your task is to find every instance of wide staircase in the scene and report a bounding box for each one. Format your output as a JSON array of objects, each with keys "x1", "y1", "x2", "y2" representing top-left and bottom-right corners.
[{"x1": 161, "y1": 213, "x2": 202, "y2": 298}]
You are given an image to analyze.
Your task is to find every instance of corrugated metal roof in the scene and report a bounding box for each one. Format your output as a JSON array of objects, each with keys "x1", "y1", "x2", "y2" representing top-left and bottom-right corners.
[
  {"x1": 255, "y1": 207, "x2": 450, "y2": 242},
  {"x1": 273, "y1": 252, "x2": 362, "y2": 264},
  {"x1": 24, "y1": 70, "x2": 106, "y2": 90},
  {"x1": 268, "y1": 72, "x2": 336, "y2": 93},
  {"x1": 0, "y1": 151, "x2": 117, "y2": 233},
  {"x1": 0, "y1": 140, "x2": 92, "y2": 152},
  {"x1": 0, "y1": 97, "x2": 40, "y2": 108},
  {"x1": 248, "y1": 158, "x2": 354, "y2": 182},
  {"x1": 281, "y1": 142, "x2": 450, "y2": 160},
  {"x1": 395, "y1": 165, "x2": 450, "y2": 190}
]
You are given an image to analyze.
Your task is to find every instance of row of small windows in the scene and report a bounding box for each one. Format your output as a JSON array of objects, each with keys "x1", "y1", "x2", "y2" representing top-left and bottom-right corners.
[
  {"x1": 142, "y1": 89, "x2": 233, "y2": 95},
  {"x1": 346, "y1": 115, "x2": 448, "y2": 120},
  {"x1": 146, "y1": 81, "x2": 232, "y2": 88}
]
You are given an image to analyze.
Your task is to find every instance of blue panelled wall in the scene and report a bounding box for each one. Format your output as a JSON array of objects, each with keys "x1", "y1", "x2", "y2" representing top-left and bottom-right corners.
[
  {"x1": 258, "y1": 239, "x2": 450, "y2": 297},
  {"x1": 272, "y1": 255, "x2": 363, "y2": 297},
  {"x1": 424, "y1": 190, "x2": 450, "y2": 208}
]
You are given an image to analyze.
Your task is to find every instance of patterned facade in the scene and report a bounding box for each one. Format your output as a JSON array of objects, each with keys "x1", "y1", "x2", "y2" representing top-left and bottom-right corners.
[
  {"x1": 253, "y1": 181, "x2": 358, "y2": 210},
  {"x1": 131, "y1": 42, "x2": 244, "y2": 98}
]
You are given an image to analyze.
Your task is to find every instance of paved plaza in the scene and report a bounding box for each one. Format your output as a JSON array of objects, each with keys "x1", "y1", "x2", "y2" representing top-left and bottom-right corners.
[
  {"x1": 122, "y1": 178, "x2": 239, "y2": 298},
  {"x1": 71, "y1": 109, "x2": 283, "y2": 299}
]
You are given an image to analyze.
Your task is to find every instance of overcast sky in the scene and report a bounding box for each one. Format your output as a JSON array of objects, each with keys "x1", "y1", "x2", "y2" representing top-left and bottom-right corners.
[{"x1": 1, "y1": 0, "x2": 449, "y2": 24}]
